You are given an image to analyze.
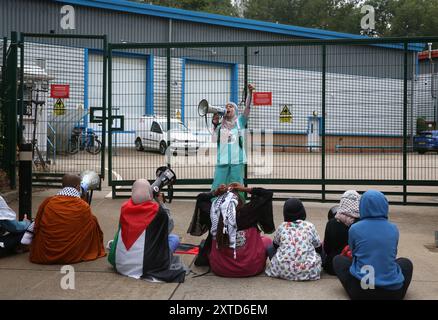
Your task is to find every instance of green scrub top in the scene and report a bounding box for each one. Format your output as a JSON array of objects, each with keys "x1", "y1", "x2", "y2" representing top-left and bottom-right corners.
[{"x1": 216, "y1": 115, "x2": 247, "y2": 165}]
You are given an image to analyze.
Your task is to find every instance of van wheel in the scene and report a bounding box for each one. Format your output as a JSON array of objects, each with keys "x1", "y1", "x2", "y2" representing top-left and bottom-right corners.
[
  {"x1": 159, "y1": 141, "x2": 167, "y2": 155},
  {"x1": 135, "y1": 138, "x2": 144, "y2": 151}
]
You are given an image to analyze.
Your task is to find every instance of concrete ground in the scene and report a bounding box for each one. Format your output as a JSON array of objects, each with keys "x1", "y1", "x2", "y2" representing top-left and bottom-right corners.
[{"x1": 0, "y1": 186, "x2": 437, "y2": 300}]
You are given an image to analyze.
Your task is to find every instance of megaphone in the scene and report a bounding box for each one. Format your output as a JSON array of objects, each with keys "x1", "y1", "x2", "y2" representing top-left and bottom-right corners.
[
  {"x1": 198, "y1": 99, "x2": 226, "y2": 117},
  {"x1": 151, "y1": 166, "x2": 177, "y2": 201},
  {"x1": 80, "y1": 170, "x2": 101, "y2": 204}
]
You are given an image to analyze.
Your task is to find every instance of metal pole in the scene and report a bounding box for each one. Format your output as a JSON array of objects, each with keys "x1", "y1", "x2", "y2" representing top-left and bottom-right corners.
[
  {"x1": 166, "y1": 47, "x2": 171, "y2": 167},
  {"x1": 321, "y1": 45, "x2": 326, "y2": 202},
  {"x1": 107, "y1": 45, "x2": 113, "y2": 192},
  {"x1": 403, "y1": 42, "x2": 408, "y2": 205},
  {"x1": 18, "y1": 33, "x2": 24, "y2": 145},
  {"x1": 18, "y1": 143, "x2": 32, "y2": 220},
  {"x1": 410, "y1": 53, "x2": 415, "y2": 148},
  {"x1": 244, "y1": 46, "x2": 248, "y2": 188},
  {"x1": 8, "y1": 31, "x2": 18, "y2": 189},
  {"x1": 101, "y1": 35, "x2": 107, "y2": 181}
]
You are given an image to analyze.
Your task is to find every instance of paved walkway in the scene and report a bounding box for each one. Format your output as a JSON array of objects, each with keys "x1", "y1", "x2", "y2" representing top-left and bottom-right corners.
[{"x1": 0, "y1": 187, "x2": 437, "y2": 300}]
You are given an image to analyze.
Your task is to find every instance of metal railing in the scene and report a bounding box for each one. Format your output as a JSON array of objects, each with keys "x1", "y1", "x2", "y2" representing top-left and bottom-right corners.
[{"x1": 107, "y1": 37, "x2": 438, "y2": 205}]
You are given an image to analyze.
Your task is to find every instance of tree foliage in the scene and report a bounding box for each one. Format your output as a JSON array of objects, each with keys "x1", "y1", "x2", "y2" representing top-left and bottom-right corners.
[{"x1": 129, "y1": 0, "x2": 438, "y2": 37}]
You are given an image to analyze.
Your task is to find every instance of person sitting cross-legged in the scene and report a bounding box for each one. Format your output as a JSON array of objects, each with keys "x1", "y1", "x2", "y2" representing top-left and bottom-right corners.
[
  {"x1": 265, "y1": 198, "x2": 322, "y2": 281},
  {"x1": 322, "y1": 190, "x2": 361, "y2": 275},
  {"x1": 0, "y1": 196, "x2": 32, "y2": 257},
  {"x1": 108, "y1": 179, "x2": 186, "y2": 283},
  {"x1": 29, "y1": 174, "x2": 106, "y2": 264},
  {"x1": 188, "y1": 182, "x2": 275, "y2": 277},
  {"x1": 333, "y1": 189, "x2": 413, "y2": 300}
]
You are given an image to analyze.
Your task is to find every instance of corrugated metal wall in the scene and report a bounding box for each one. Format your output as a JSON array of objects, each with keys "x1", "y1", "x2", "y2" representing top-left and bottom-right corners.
[
  {"x1": 1, "y1": 0, "x2": 414, "y2": 79},
  {"x1": 0, "y1": 0, "x2": 168, "y2": 43},
  {"x1": 418, "y1": 60, "x2": 438, "y2": 75}
]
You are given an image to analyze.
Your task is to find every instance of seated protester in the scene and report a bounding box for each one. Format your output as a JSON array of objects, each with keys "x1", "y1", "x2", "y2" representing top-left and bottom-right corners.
[
  {"x1": 327, "y1": 205, "x2": 338, "y2": 220},
  {"x1": 108, "y1": 179, "x2": 186, "y2": 283},
  {"x1": 30, "y1": 174, "x2": 106, "y2": 264},
  {"x1": 333, "y1": 190, "x2": 413, "y2": 300},
  {"x1": 322, "y1": 190, "x2": 360, "y2": 275},
  {"x1": 0, "y1": 196, "x2": 31, "y2": 257},
  {"x1": 188, "y1": 183, "x2": 275, "y2": 277},
  {"x1": 265, "y1": 198, "x2": 322, "y2": 281}
]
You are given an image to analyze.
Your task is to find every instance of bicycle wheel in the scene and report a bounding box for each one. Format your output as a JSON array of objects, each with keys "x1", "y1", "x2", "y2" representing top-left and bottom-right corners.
[
  {"x1": 86, "y1": 137, "x2": 102, "y2": 155},
  {"x1": 67, "y1": 137, "x2": 79, "y2": 154}
]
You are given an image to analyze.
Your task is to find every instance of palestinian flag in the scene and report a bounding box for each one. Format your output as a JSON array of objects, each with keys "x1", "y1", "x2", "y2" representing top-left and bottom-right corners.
[{"x1": 108, "y1": 199, "x2": 185, "y2": 283}]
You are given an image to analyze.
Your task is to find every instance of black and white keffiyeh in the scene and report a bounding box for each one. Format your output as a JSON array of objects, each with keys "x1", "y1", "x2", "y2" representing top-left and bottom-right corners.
[
  {"x1": 210, "y1": 192, "x2": 239, "y2": 258},
  {"x1": 335, "y1": 190, "x2": 360, "y2": 227},
  {"x1": 57, "y1": 187, "x2": 81, "y2": 198}
]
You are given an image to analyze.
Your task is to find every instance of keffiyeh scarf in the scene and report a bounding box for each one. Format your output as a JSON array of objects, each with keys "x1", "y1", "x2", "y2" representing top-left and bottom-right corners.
[
  {"x1": 57, "y1": 187, "x2": 81, "y2": 198},
  {"x1": 335, "y1": 190, "x2": 360, "y2": 227},
  {"x1": 210, "y1": 192, "x2": 239, "y2": 258}
]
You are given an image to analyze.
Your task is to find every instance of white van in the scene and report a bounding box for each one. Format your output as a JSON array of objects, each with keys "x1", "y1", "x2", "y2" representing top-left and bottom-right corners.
[{"x1": 135, "y1": 116, "x2": 199, "y2": 154}]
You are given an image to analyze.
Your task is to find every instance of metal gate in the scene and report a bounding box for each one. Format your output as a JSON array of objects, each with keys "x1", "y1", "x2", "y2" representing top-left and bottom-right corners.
[
  {"x1": 17, "y1": 33, "x2": 107, "y2": 188},
  {"x1": 106, "y1": 37, "x2": 438, "y2": 206},
  {"x1": 0, "y1": 34, "x2": 18, "y2": 190}
]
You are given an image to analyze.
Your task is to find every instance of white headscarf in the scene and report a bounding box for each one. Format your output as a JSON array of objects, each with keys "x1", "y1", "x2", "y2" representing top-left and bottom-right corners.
[
  {"x1": 221, "y1": 102, "x2": 239, "y2": 130},
  {"x1": 335, "y1": 190, "x2": 360, "y2": 227},
  {"x1": 0, "y1": 196, "x2": 17, "y2": 221},
  {"x1": 131, "y1": 179, "x2": 153, "y2": 204}
]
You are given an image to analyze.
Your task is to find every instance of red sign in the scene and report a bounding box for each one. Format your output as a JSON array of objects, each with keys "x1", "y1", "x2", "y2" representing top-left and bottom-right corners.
[
  {"x1": 50, "y1": 84, "x2": 70, "y2": 99},
  {"x1": 253, "y1": 92, "x2": 272, "y2": 106}
]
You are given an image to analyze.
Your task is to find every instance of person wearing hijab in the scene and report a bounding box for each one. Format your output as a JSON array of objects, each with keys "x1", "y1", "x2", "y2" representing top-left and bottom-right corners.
[
  {"x1": 265, "y1": 198, "x2": 322, "y2": 281},
  {"x1": 210, "y1": 84, "x2": 255, "y2": 193},
  {"x1": 187, "y1": 182, "x2": 275, "y2": 277},
  {"x1": 322, "y1": 190, "x2": 361, "y2": 275},
  {"x1": 108, "y1": 179, "x2": 186, "y2": 283},
  {"x1": 0, "y1": 196, "x2": 31, "y2": 257},
  {"x1": 30, "y1": 174, "x2": 106, "y2": 264},
  {"x1": 333, "y1": 190, "x2": 413, "y2": 300}
]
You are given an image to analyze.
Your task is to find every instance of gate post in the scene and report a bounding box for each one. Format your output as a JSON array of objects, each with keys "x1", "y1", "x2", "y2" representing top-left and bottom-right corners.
[
  {"x1": 403, "y1": 42, "x2": 408, "y2": 205},
  {"x1": 101, "y1": 35, "x2": 107, "y2": 181},
  {"x1": 321, "y1": 44, "x2": 327, "y2": 202},
  {"x1": 5, "y1": 32, "x2": 18, "y2": 189},
  {"x1": 244, "y1": 45, "x2": 248, "y2": 188},
  {"x1": 107, "y1": 44, "x2": 113, "y2": 192},
  {"x1": 19, "y1": 143, "x2": 32, "y2": 220}
]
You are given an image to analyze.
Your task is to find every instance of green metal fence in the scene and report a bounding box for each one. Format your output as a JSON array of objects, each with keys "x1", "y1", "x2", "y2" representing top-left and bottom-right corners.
[
  {"x1": 18, "y1": 33, "x2": 107, "y2": 188},
  {"x1": 4, "y1": 32, "x2": 438, "y2": 205},
  {"x1": 0, "y1": 37, "x2": 6, "y2": 187},
  {"x1": 0, "y1": 33, "x2": 18, "y2": 190},
  {"x1": 108, "y1": 37, "x2": 438, "y2": 205}
]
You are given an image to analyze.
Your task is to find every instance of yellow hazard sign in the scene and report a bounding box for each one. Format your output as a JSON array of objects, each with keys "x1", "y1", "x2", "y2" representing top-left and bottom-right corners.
[
  {"x1": 175, "y1": 109, "x2": 181, "y2": 120},
  {"x1": 280, "y1": 105, "x2": 292, "y2": 123},
  {"x1": 53, "y1": 98, "x2": 65, "y2": 116}
]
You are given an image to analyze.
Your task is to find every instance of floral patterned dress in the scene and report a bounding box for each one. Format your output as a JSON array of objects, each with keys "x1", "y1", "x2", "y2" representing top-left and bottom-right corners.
[{"x1": 265, "y1": 220, "x2": 322, "y2": 281}]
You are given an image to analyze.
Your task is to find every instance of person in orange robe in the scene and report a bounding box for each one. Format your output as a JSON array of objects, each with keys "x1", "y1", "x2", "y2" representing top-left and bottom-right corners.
[{"x1": 30, "y1": 174, "x2": 106, "y2": 264}]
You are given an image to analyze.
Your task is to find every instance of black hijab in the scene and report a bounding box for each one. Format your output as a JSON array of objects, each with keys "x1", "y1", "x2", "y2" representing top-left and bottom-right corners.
[{"x1": 283, "y1": 198, "x2": 306, "y2": 222}]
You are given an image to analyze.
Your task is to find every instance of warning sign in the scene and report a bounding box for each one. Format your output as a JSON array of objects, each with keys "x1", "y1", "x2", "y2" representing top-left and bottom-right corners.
[
  {"x1": 175, "y1": 109, "x2": 181, "y2": 120},
  {"x1": 50, "y1": 84, "x2": 70, "y2": 99},
  {"x1": 253, "y1": 92, "x2": 272, "y2": 106},
  {"x1": 280, "y1": 105, "x2": 292, "y2": 123},
  {"x1": 53, "y1": 98, "x2": 65, "y2": 116}
]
